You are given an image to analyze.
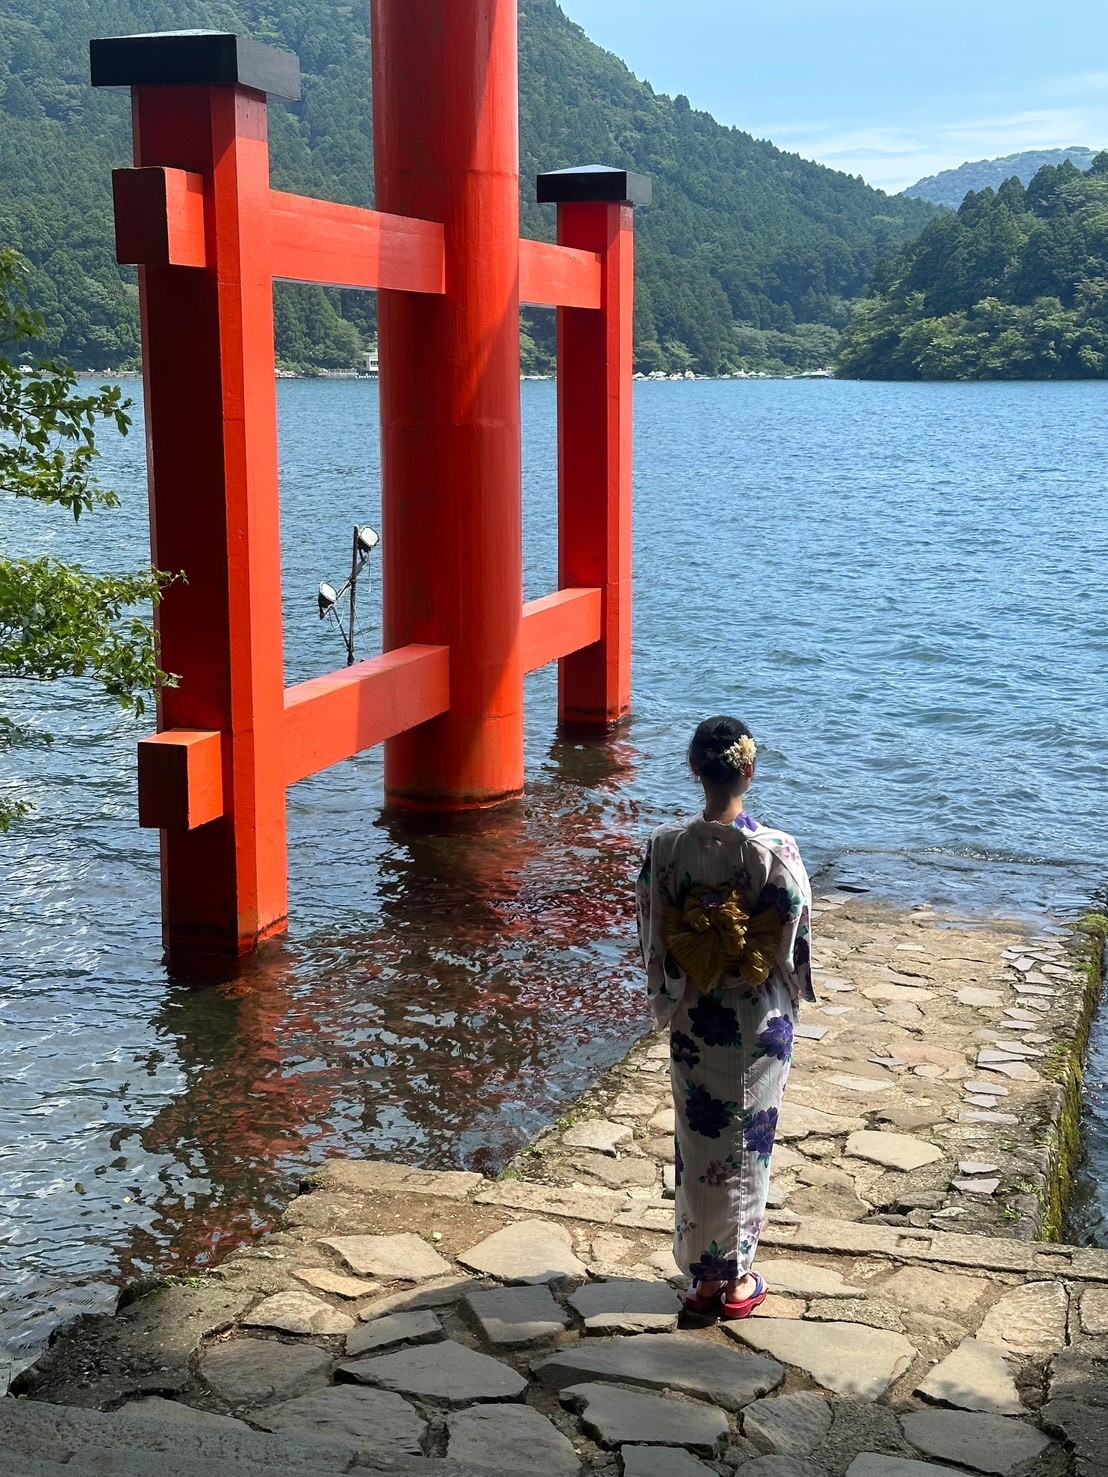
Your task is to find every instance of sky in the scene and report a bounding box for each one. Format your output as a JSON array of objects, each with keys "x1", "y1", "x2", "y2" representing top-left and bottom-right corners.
[{"x1": 557, "y1": 0, "x2": 1108, "y2": 193}]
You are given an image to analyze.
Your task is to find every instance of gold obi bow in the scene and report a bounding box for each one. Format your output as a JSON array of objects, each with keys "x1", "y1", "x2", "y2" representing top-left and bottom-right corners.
[{"x1": 662, "y1": 886, "x2": 783, "y2": 993}]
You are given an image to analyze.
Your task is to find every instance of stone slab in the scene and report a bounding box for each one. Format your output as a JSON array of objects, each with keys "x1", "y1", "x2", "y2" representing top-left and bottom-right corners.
[
  {"x1": 778, "y1": 1104, "x2": 866, "y2": 1140},
  {"x1": 793, "y1": 1024, "x2": 829, "y2": 1041},
  {"x1": 446, "y1": 1403, "x2": 581, "y2": 1476},
  {"x1": 12, "y1": 1286, "x2": 253, "y2": 1409},
  {"x1": 571, "y1": 1153, "x2": 658, "y2": 1189},
  {"x1": 532, "y1": 1332, "x2": 783, "y2": 1410},
  {"x1": 320, "y1": 1232, "x2": 453, "y2": 1281},
  {"x1": 806, "y1": 1299, "x2": 904, "y2": 1332},
  {"x1": 474, "y1": 1182, "x2": 627, "y2": 1225},
  {"x1": 458, "y1": 1219, "x2": 588, "y2": 1285},
  {"x1": 915, "y1": 1338, "x2": 1023, "y2": 1415},
  {"x1": 647, "y1": 1107, "x2": 676, "y2": 1135},
  {"x1": 199, "y1": 1338, "x2": 332, "y2": 1409},
  {"x1": 558, "y1": 1382, "x2": 728, "y2": 1454},
  {"x1": 754, "y1": 1259, "x2": 864, "y2": 1299},
  {"x1": 952, "y1": 1178, "x2": 1000, "y2": 1196},
  {"x1": 0, "y1": 1398, "x2": 486, "y2": 1477},
  {"x1": 976, "y1": 1281, "x2": 1069, "y2": 1356},
  {"x1": 568, "y1": 1278, "x2": 681, "y2": 1333},
  {"x1": 742, "y1": 1459, "x2": 836, "y2": 1477},
  {"x1": 957, "y1": 988, "x2": 1005, "y2": 1007},
  {"x1": 845, "y1": 1131, "x2": 943, "y2": 1172},
  {"x1": 826, "y1": 1073, "x2": 895, "y2": 1094},
  {"x1": 293, "y1": 1267, "x2": 382, "y2": 1300},
  {"x1": 725, "y1": 1318, "x2": 916, "y2": 1400},
  {"x1": 900, "y1": 1410, "x2": 1051, "y2": 1475},
  {"x1": 878, "y1": 1266, "x2": 991, "y2": 1320},
  {"x1": 243, "y1": 1289, "x2": 355, "y2": 1335},
  {"x1": 463, "y1": 1284, "x2": 570, "y2": 1347},
  {"x1": 356, "y1": 1275, "x2": 476, "y2": 1321},
  {"x1": 975, "y1": 1059, "x2": 1039, "y2": 1082},
  {"x1": 560, "y1": 1119, "x2": 633, "y2": 1154},
  {"x1": 251, "y1": 1386, "x2": 426, "y2": 1455},
  {"x1": 1080, "y1": 1287, "x2": 1108, "y2": 1335},
  {"x1": 847, "y1": 1459, "x2": 966, "y2": 1477},
  {"x1": 311, "y1": 1158, "x2": 484, "y2": 1201},
  {"x1": 620, "y1": 1446, "x2": 714, "y2": 1476},
  {"x1": 863, "y1": 984, "x2": 935, "y2": 1003},
  {"x1": 610, "y1": 1092, "x2": 657, "y2": 1117},
  {"x1": 1041, "y1": 1399, "x2": 1108, "y2": 1473},
  {"x1": 336, "y1": 1338, "x2": 528, "y2": 1406},
  {"x1": 117, "y1": 1399, "x2": 250, "y2": 1432},
  {"x1": 345, "y1": 1309, "x2": 444, "y2": 1358},
  {"x1": 742, "y1": 1391, "x2": 832, "y2": 1456}
]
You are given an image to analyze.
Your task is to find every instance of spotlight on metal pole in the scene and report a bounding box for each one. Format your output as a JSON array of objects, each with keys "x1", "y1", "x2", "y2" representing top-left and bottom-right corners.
[{"x1": 315, "y1": 527, "x2": 379, "y2": 666}]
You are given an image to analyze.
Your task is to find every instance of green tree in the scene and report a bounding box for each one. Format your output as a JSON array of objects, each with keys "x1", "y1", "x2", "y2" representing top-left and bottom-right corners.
[
  {"x1": 840, "y1": 157, "x2": 1108, "y2": 379},
  {"x1": 0, "y1": 250, "x2": 171, "y2": 830}
]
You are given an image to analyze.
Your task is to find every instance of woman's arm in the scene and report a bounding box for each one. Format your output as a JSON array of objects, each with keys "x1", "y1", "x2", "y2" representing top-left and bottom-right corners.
[
  {"x1": 636, "y1": 834, "x2": 683, "y2": 1028},
  {"x1": 777, "y1": 851, "x2": 815, "y2": 1009}
]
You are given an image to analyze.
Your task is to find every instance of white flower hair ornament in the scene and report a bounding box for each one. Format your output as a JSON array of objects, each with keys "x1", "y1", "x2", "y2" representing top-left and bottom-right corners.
[{"x1": 720, "y1": 736, "x2": 757, "y2": 771}]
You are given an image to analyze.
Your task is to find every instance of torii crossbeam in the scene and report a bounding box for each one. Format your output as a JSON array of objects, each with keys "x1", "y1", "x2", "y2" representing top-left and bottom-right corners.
[{"x1": 90, "y1": 3, "x2": 649, "y2": 976}]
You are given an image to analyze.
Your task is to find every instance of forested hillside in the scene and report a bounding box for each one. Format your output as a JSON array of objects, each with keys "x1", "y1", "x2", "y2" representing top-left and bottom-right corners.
[
  {"x1": 839, "y1": 157, "x2": 1108, "y2": 379},
  {"x1": 0, "y1": 0, "x2": 935, "y2": 373},
  {"x1": 905, "y1": 148, "x2": 1098, "y2": 209}
]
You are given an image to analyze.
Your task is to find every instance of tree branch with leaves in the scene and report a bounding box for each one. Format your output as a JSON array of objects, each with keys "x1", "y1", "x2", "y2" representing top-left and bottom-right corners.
[{"x1": 0, "y1": 249, "x2": 173, "y2": 831}]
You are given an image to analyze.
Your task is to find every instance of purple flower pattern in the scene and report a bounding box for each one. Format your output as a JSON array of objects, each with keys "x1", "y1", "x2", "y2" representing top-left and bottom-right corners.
[
  {"x1": 689, "y1": 992, "x2": 742, "y2": 1048},
  {"x1": 690, "y1": 1242, "x2": 739, "y2": 1282},
  {"x1": 671, "y1": 1031, "x2": 700, "y2": 1068},
  {"x1": 699, "y1": 1155, "x2": 737, "y2": 1187},
  {"x1": 755, "y1": 1014, "x2": 793, "y2": 1063},
  {"x1": 743, "y1": 1107, "x2": 779, "y2": 1165},
  {"x1": 685, "y1": 1082, "x2": 737, "y2": 1139}
]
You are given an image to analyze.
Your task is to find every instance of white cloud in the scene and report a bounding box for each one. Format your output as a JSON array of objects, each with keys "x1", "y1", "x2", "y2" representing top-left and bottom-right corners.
[{"x1": 767, "y1": 103, "x2": 1108, "y2": 192}]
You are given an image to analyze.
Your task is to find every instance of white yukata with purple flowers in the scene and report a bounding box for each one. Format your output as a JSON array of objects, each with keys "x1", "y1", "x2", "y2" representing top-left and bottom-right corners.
[{"x1": 635, "y1": 812, "x2": 814, "y2": 1283}]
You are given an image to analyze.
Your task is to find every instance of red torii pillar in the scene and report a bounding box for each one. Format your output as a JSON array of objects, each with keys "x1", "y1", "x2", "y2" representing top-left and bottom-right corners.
[{"x1": 90, "y1": 13, "x2": 649, "y2": 976}]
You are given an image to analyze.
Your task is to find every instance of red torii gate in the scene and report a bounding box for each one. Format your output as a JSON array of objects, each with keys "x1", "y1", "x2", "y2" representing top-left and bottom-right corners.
[{"x1": 90, "y1": 4, "x2": 648, "y2": 977}]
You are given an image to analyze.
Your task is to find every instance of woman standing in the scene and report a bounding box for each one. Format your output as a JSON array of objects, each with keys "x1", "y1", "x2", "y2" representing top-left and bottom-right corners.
[{"x1": 635, "y1": 716, "x2": 814, "y2": 1319}]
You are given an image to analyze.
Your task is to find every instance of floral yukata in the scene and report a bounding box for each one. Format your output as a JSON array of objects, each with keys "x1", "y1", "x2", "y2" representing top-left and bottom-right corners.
[{"x1": 635, "y1": 812, "x2": 814, "y2": 1285}]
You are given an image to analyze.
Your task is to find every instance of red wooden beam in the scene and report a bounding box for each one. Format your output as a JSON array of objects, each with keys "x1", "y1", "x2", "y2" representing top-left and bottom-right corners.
[
  {"x1": 137, "y1": 729, "x2": 224, "y2": 830},
  {"x1": 113, "y1": 166, "x2": 207, "y2": 267},
  {"x1": 519, "y1": 238, "x2": 602, "y2": 309},
  {"x1": 522, "y1": 588, "x2": 602, "y2": 673},
  {"x1": 269, "y1": 191, "x2": 446, "y2": 294},
  {"x1": 283, "y1": 644, "x2": 450, "y2": 788},
  {"x1": 556, "y1": 197, "x2": 638, "y2": 725}
]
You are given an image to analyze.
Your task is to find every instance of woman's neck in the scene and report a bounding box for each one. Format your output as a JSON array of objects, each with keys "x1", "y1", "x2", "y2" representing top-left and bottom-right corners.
[{"x1": 701, "y1": 788, "x2": 748, "y2": 824}]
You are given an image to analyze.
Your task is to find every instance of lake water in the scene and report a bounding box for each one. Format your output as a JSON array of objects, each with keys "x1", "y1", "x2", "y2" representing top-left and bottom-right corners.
[{"x1": 2, "y1": 378, "x2": 1107, "y2": 1370}]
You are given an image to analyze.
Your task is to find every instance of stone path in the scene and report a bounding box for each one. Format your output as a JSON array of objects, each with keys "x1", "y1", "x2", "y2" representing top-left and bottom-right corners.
[
  {"x1": 4, "y1": 897, "x2": 1105, "y2": 1477},
  {"x1": 509, "y1": 898, "x2": 1097, "y2": 1244}
]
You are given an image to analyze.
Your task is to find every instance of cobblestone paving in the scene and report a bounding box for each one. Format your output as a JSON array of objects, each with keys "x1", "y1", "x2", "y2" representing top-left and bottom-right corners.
[{"x1": 4, "y1": 898, "x2": 1106, "y2": 1477}]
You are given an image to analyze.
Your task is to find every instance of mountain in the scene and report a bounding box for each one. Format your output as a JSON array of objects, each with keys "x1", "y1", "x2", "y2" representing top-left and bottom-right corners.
[
  {"x1": 905, "y1": 148, "x2": 1100, "y2": 210},
  {"x1": 0, "y1": 0, "x2": 936, "y2": 373},
  {"x1": 839, "y1": 156, "x2": 1108, "y2": 379}
]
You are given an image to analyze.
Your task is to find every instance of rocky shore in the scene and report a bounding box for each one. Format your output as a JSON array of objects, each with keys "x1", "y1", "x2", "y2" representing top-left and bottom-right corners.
[{"x1": 4, "y1": 894, "x2": 1106, "y2": 1477}]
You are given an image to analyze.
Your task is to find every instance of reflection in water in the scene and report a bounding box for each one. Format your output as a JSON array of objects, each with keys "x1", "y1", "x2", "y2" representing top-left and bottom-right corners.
[
  {"x1": 6, "y1": 377, "x2": 1108, "y2": 1366},
  {"x1": 114, "y1": 733, "x2": 648, "y2": 1285}
]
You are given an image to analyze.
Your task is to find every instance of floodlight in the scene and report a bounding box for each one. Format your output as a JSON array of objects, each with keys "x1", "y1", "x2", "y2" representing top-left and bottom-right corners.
[
  {"x1": 318, "y1": 581, "x2": 338, "y2": 618},
  {"x1": 356, "y1": 525, "x2": 380, "y2": 554}
]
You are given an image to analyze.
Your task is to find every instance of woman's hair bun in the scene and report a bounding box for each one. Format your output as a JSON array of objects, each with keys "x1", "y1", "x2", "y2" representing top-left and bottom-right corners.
[{"x1": 688, "y1": 716, "x2": 757, "y2": 786}]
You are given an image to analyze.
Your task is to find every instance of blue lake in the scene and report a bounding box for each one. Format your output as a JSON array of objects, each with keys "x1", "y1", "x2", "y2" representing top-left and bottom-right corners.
[{"x1": 1, "y1": 378, "x2": 1106, "y2": 1367}]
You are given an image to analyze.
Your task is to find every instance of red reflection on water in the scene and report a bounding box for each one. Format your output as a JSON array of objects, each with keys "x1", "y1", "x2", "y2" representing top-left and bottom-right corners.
[{"x1": 121, "y1": 731, "x2": 651, "y2": 1278}]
